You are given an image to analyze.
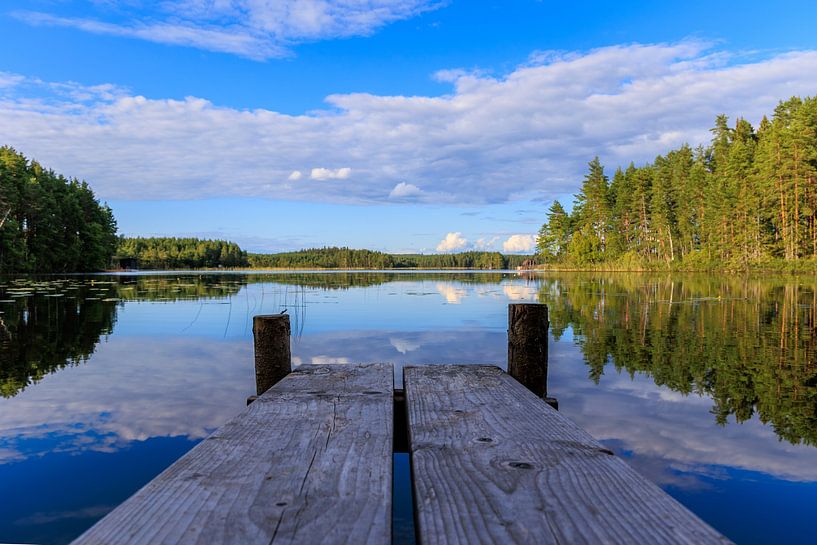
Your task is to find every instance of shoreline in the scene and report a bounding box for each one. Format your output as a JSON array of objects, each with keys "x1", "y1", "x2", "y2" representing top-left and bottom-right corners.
[{"x1": 94, "y1": 265, "x2": 817, "y2": 275}]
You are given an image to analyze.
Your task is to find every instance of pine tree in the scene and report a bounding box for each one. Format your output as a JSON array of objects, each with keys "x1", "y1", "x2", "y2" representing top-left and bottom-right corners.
[
  {"x1": 534, "y1": 95, "x2": 817, "y2": 268},
  {"x1": 0, "y1": 147, "x2": 119, "y2": 272},
  {"x1": 536, "y1": 200, "x2": 571, "y2": 260},
  {"x1": 573, "y1": 157, "x2": 613, "y2": 261}
]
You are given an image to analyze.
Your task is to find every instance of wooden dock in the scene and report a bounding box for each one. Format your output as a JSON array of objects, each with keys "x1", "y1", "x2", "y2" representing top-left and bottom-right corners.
[{"x1": 70, "y1": 305, "x2": 733, "y2": 545}]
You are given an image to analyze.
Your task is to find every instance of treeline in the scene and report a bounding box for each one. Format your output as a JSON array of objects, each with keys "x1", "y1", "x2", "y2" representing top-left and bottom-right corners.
[
  {"x1": 247, "y1": 247, "x2": 531, "y2": 269},
  {"x1": 0, "y1": 147, "x2": 118, "y2": 272},
  {"x1": 248, "y1": 247, "x2": 395, "y2": 268},
  {"x1": 117, "y1": 237, "x2": 249, "y2": 269},
  {"x1": 537, "y1": 96, "x2": 817, "y2": 269},
  {"x1": 396, "y1": 252, "x2": 531, "y2": 269},
  {"x1": 116, "y1": 241, "x2": 533, "y2": 270}
]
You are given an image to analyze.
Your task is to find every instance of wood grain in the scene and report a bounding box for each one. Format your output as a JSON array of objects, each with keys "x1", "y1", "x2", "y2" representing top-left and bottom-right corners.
[
  {"x1": 71, "y1": 363, "x2": 394, "y2": 545},
  {"x1": 507, "y1": 303, "x2": 549, "y2": 397},
  {"x1": 405, "y1": 364, "x2": 733, "y2": 545},
  {"x1": 253, "y1": 313, "x2": 291, "y2": 395}
]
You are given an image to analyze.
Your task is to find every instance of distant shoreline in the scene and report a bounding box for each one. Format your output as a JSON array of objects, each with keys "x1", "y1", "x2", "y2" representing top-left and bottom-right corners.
[
  {"x1": 102, "y1": 267, "x2": 521, "y2": 273},
  {"x1": 526, "y1": 261, "x2": 817, "y2": 274},
  {"x1": 97, "y1": 264, "x2": 817, "y2": 275}
]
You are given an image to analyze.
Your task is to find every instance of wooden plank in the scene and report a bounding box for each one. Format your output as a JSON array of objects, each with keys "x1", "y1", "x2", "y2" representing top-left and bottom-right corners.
[
  {"x1": 405, "y1": 365, "x2": 733, "y2": 545},
  {"x1": 72, "y1": 363, "x2": 394, "y2": 545}
]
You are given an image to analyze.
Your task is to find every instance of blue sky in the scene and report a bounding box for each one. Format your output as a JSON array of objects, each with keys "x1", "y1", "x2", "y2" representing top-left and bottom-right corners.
[{"x1": 2, "y1": 1, "x2": 817, "y2": 253}]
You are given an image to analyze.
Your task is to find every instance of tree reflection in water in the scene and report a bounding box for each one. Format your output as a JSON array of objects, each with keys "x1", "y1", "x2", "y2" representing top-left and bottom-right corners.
[
  {"x1": 2, "y1": 272, "x2": 816, "y2": 447},
  {"x1": 537, "y1": 274, "x2": 817, "y2": 446},
  {"x1": 0, "y1": 276, "x2": 244, "y2": 397}
]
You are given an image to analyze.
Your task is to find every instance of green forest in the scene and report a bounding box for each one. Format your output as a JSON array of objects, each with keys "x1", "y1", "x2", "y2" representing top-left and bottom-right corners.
[
  {"x1": 536, "y1": 96, "x2": 817, "y2": 270},
  {"x1": 247, "y1": 247, "x2": 396, "y2": 268},
  {"x1": 116, "y1": 242, "x2": 528, "y2": 270},
  {"x1": 247, "y1": 247, "x2": 531, "y2": 269},
  {"x1": 114, "y1": 241, "x2": 531, "y2": 270},
  {"x1": 117, "y1": 237, "x2": 249, "y2": 269},
  {"x1": 0, "y1": 147, "x2": 118, "y2": 273}
]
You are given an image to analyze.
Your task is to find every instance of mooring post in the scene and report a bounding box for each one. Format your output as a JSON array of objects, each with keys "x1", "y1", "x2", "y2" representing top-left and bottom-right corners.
[
  {"x1": 253, "y1": 313, "x2": 291, "y2": 396},
  {"x1": 507, "y1": 303, "x2": 550, "y2": 401}
]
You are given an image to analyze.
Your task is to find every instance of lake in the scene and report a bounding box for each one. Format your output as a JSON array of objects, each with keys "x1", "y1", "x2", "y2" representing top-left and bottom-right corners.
[{"x1": 1, "y1": 271, "x2": 816, "y2": 545}]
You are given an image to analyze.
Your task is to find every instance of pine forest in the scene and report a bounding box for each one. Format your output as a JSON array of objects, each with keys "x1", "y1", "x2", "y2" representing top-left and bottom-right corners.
[{"x1": 537, "y1": 96, "x2": 817, "y2": 270}]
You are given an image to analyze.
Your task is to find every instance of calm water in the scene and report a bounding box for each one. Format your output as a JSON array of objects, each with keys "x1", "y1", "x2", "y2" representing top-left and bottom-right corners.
[{"x1": 1, "y1": 271, "x2": 816, "y2": 545}]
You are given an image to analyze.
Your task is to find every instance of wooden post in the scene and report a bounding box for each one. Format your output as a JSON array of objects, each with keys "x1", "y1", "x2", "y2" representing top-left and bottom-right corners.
[
  {"x1": 253, "y1": 313, "x2": 291, "y2": 396},
  {"x1": 507, "y1": 303, "x2": 549, "y2": 398}
]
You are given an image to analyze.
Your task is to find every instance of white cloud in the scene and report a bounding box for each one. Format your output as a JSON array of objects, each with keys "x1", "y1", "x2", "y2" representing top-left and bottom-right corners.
[
  {"x1": 16, "y1": 11, "x2": 284, "y2": 59},
  {"x1": 288, "y1": 170, "x2": 303, "y2": 181},
  {"x1": 310, "y1": 167, "x2": 351, "y2": 180},
  {"x1": 286, "y1": 354, "x2": 352, "y2": 365},
  {"x1": 502, "y1": 284, "x2": 538, "y2": 301},
  {"x1": 436, "y1": 232, "x2": 468, "y2": 252},
  {"x1": 389, "y1": 337, "x2": 421, "y2": 354},
  {"x1": 435, "y1": 282, "x2": 466, "y2": 304},
  {"x1": 389, "y1": 181, "x2": 423, "y2": 199},
  {"x1": 3, "y1": 43, "x2": 817, "y2": 204},
  {"x1": 14, "y1": 1, "x2": 441, "y2": 60},
  {"x1": 0, "y1": 71, "x2": 24, "y2": 89},
  {"x1": 310, "y1": 355, "x2": 351, "y2": 364},
  {"x1": 474, "y1": 236, "x2": 499, "y2": 250},
  {"x1": 503, "y1": 234, "x2": 536, "y2": 253}
]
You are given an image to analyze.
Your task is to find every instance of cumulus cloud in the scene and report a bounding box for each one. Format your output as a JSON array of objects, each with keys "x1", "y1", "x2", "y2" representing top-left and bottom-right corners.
[
  {"x1": 288, "y1": 170, "x2": 303, "y2": 181},
  {"x1": 389, "y1": 181, "x2": 423, "y2": 199},
  {"x1": 436, "y1": 232, "x2": 468, "y2": 252},
  {"x1": 503, "y1": 234, "x2": 536, "y2": 253},
  {"x1": 474, "y1": 236, "x2": 499, "y2": 250},
  {"x1": 14, "y1": 1, "x2": 441, "y2": 60},
  {"x1": 435, "y1": 282, "x2": 467, "y2": 304},
  {"x1": 389, "y1": 337, "x2": 421, "y2": 354},
  {"x1": 310, "y1": 167, "x2": 351, "y2": 180},
  {"x1": 3, "y1": 43, "x2": 817, "y2": 204}
]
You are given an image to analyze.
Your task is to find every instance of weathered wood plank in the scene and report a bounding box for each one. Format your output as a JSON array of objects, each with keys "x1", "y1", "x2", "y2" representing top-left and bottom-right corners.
[
  {"x1": 72, "y1": 363, "x2": 394, "y2": 545},
  {"x1": 405, "y1": 365, "x2": 732, "y2": 545}
]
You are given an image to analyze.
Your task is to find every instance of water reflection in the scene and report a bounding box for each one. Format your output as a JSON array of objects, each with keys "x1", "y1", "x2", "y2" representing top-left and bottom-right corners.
[
  {"x1": 0, "y1": 272, "x2": 816, "y2": 545},
  {"x1": 0, "y1": 279, "x2": 118, "y2": 397},
  {"x1": 0, "y1": 276, "x2": 245, "y2": 397},
  {"x1": 548, "y1": 342, "x2": 817, "y2": 483},
  {"x1": 0, "y1": 337, "x2": 252, "y2": 463},
  {"x1": 536, "y1": 274, "x2": 817, "y2": 446},
  {"x1": 2, "y1": 272, "x2": 817, "y2": 444}
]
